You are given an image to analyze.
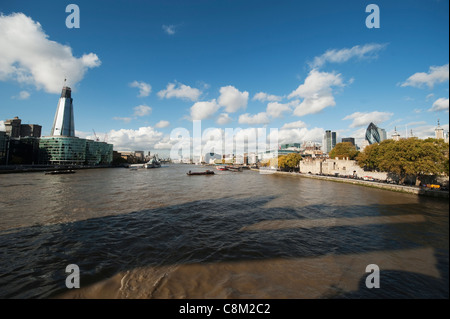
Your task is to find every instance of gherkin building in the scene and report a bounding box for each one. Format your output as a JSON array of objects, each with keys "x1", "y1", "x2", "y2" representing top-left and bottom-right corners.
[{"x1": 365, "y1": 122, "x2": 381, "y2": 144}]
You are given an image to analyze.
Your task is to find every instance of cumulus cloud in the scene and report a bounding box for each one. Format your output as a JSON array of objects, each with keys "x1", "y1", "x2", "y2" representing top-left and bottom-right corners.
[
  {"x1": 400, "y1": 64, "x2": 449, "y2": 88},
  {"x1": 216, "y1": 113, "x2": 232, "y2": 125},
  {"x1": 289, "y1": 69, "x2": 345, "y2": 117},
  {"x1": 129, "y1": 81, "x2": 151, "y2": 97},
  {"x1": 108, "y1": 126, "x2": 165, "y2": 152},
  {"x1": 133, "y1": 105, "x2": 152, "y2": 117},
  {"x1": 158, "y1": 82, "x2": 202, "y2": 101},
  {"x1": 269, "y1": 127, "x2": 325, "y2": 145},
  {"x1": 266, "y1": 101, "x2": 295, "y2": 118},
  {"x1": 429, "y1": 97, "x2": 449, "y2": 112},
  {"x1": 281, "y1": 120, "x2": 308, "y2": 130},
  {"x1": 253, "y1": 92, "x2": 282, "y2": 102},
  {"x1": 0, "y1": 13, "x2": 101, "y2": 93},
  {"x1": 238, "y1": 112, "x2": 270, "y2": 125},
  {"x1": 11, "y1": 90, "x2": 30, "y2": 100},
  {"x1": 342, "y1": 111, "x2": 393, "y2": 128},
  {"x1": 155, "y1": 120, "x2": 170, "y2": 128},
  {"x1": 162, "y1": 24, "x2": 176, "y2": 35},
  {"x1": 190, "y1": 99, "x2": 220, "y2": 120},
  {"x1": 218, "y1": 85, "x2": 249, "y2": 113},
  {"x1": 310, "y1": 43, "x2": 387, "y2": 69}
]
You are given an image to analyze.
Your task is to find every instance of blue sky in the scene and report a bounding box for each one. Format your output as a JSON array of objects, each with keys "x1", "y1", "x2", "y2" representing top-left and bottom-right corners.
[{"x1": 0, "y1": 0, "x2": 448, "y2": 155}]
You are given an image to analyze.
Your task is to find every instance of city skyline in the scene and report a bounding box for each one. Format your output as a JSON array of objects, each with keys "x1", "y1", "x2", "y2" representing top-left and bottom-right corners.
[{"x1": 0, "y1": 0, "x2": 449, "y2": 156}]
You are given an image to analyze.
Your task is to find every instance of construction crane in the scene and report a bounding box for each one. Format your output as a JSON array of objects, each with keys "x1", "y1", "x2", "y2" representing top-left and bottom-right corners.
[{"x1": 92, "y1": 129, "x2": 99, "y2": 141}]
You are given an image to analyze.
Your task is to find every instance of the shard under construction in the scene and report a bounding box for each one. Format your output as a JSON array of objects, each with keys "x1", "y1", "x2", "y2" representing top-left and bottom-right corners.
[
  {"x1": 51, "y1": 86, "x2": 75, "y2": 136},
  {"x1": 39, "y1": 85, "x2": 113, "y2": 165}
]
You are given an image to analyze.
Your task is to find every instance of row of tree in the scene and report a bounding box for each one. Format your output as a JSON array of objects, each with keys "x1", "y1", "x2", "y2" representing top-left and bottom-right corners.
[{"x1": 355, "y1": 138, "x2": 449, "y2": 185}]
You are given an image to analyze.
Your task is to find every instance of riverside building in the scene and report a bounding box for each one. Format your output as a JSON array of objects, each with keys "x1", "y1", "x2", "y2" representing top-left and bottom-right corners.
[{"x1": 39, "y1": 85, "x2": 113, "y2": 165}]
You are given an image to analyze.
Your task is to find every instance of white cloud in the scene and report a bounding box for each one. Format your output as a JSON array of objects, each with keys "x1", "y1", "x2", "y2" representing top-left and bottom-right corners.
[
  {"x1": 133, "y1": 105, "x2": 152, "y2": 117},
  {"x1": 310, "y1": 43, "x2": 387, "y2": 69},
  {"x1": 342, "y1": 111, "x2": 393, "y2": 128},
  {"x1": 289, "y1": 69, "x2": 345, "y2": 117},
  {"x1": 218, "y1": 85, "x2": 249, "y2": 113},
  {"x1": 129, "y1": 81, "x2": 151, "y2": 97},
  {"x1": 400, "y1": 64, "x2": 449, "y2": 88},
  {"x1": 281, "y1": 120, "x2": 308, "y2": 130},
  {"x1": 426, "y1": 93, "x2": 435, "y2": 101},
  {"x1": 190, "y1": 99, "x2": 220, "y2": 120},
  {"x1": 11, "y1": 90, "x2": 30, "y2": 100},
  {"x1": 253, "y1": 92, "x2": 282, "y2": 102},
  {"x1": 155, "y1": 120, "x2": 170, "y2": 128},
  {"x1": 429, "y1": 97, "x2": 449, "y2": 112},
  {"x1": 157, "y1": 82, "x2": 202, "y2": 101},
  {"x1": 0, "y1": 13, "x2": 101, "y2": 93},
  {"x1": 406, "y1": 121, "x2": 427, "y2": 126},
  {"x1": 407, "y1": 124, "x2": 449, "y2": 139},
  {"x1": 162, "y1": 24, "x2": 176, "y2": 35},
  {"x1": 113, "y1": 117, "x2": 132, "y2": 124},
  {"x1": 266, "y1": 101, "x2": 294, "y2": 118},
  {"x1": 216, "y1": 113, "x2": 232, "y2": 125},
  {"x1": 108, "y1": 126, "x2": 165, "y2": 152},
  {"x1": 269, "y1": 127, "x2": 325, "y2": 145},
  {"x1": 238, "y1": 112, "x2": 270, "y2": 125}
]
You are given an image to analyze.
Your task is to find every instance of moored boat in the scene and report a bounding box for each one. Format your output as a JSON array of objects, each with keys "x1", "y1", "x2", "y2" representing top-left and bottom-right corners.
[
  {"x1": 226, "y1": 166, "x2": 243, "y2": 172},
  {"x1": 187, "y1": 170, "x2": 215, "y2": 176}
]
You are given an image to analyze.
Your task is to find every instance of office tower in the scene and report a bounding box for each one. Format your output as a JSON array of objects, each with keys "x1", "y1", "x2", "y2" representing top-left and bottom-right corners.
[
  {"x1": 365, "y1": 122, "x2": 383, "y2": 144},
  {"x1": 51, "y1": 86, "x2": 75, "y2": 136},
  {"x1": 323, "y1": 130, "x2": 337, "y2": 153},
  {"x1": 341, "y1": 137, "x2": 355, "y2": 146}
]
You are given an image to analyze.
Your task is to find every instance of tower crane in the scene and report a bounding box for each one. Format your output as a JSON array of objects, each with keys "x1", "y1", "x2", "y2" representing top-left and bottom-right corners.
[{"x1": 92, "y1": 129, "x2": 99, "y2": 141}]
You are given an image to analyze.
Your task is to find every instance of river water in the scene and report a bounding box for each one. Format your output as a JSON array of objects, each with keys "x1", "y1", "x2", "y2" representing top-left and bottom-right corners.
[{"x1": 0, "y1": 164, "x2": 448, "y2": 298}]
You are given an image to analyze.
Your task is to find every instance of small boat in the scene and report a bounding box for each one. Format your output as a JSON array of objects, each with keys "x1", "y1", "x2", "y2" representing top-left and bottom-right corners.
[
  {"x1": 226, "y1": 166, "x2": 243, "y2": 172},
  {"x1": 45, "y1": 170, "x2": 76, "y2": 175},
  {"x1": 187, "y1": 170, "x2": 215, "y2": 176},
  {"x1": 216, "y1": 166, "x2": 228, "y2": 171}
]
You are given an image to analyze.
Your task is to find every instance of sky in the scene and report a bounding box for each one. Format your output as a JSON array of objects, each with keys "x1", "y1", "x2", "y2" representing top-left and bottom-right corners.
[{"x1": 0, "y1": 0, "x2": 448, "y2": 157}]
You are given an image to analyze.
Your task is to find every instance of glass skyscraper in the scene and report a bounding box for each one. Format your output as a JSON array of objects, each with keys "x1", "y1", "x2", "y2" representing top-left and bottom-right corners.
[
  {"x1": 39, "y1": 85, "x2": 113, "y2": 165},
  {"x1": 323, "y1": 130, "x2": 336, "y2": 154},
  {"x1": 365, "y1": 122, "x2": 386, "y2": 144}
]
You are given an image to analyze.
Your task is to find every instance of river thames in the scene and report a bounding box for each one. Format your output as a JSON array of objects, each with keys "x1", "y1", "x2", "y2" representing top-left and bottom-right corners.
[{"x1": 0, "y1": 164, "x2": 448, "y2": 298}]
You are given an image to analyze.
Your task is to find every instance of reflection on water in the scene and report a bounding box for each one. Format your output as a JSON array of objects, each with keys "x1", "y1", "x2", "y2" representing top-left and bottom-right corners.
[{"x1": 0, "y1": 165, "x2": 448, "y2": 298}]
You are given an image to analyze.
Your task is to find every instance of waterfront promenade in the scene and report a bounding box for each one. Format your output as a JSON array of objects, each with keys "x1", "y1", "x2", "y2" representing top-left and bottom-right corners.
[{"x1": 252, "y1": 169, "x2": 449, "y2": 199}]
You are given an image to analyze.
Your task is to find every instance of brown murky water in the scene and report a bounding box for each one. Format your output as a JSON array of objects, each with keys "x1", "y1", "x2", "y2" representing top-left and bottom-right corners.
[{"x1": 0, "y1": 165, "x2": 448, "y2": 298}]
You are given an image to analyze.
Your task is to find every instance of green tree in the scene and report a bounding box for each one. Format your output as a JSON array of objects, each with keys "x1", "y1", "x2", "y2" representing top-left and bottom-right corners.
[
  {"x1": 279, "y1": 153, "x2": 302, "y2": 171},
  {"x1": 329, "y1": 142, "x2": 359, "y2": 160},
  {"x1": 356, "y1": 138, "x2": 449, "y2": 185}
]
